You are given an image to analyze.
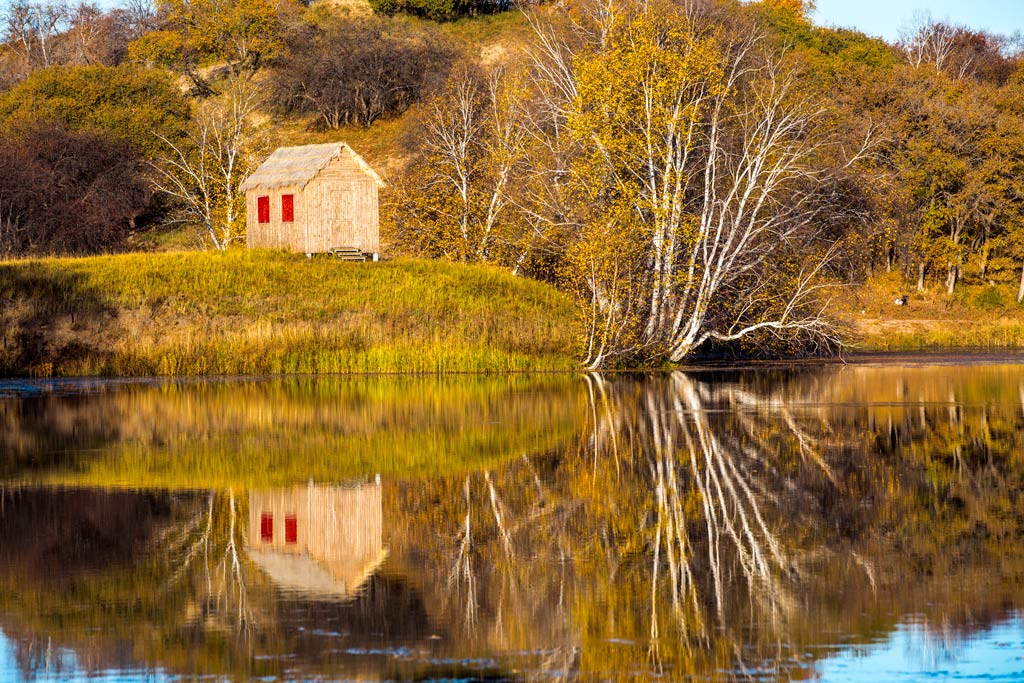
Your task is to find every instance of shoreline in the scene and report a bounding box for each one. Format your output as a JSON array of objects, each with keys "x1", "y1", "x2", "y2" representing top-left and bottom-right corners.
[
  {"x1": 4, "y1": 349, "x2": 1024, "y2": 396},
  {"x1": 5, "y1": 251, "x2": 1024, "y2": 379}
]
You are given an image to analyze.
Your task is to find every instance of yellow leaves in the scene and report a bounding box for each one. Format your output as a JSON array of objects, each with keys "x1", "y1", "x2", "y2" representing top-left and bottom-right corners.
[
  {"x1": 759, "y1": 0, "x2": 815, "y2": 22},
  {"x1": 145, "y1": 0, "x2": 294, "y2": 72},
  {"x1": 566, "y1": 8, "x2": 727, "y2": 232},
  {"x1": 561, "y1": 7, "x2": 734, "y2": 365},
  {"x1": 569, "y1": 11, "x2": 725, "y2": 158},
  {"x1": 127, "y1": 30, "x2": 188, "y2": 69}
]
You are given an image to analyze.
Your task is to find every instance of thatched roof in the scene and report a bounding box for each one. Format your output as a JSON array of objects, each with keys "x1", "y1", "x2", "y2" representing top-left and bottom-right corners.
[
  {"x1": 239, "y1": 142, "x2": 384, "y2": 192},
  {"x1": 248, "y1": 548, "x2": 389, "y2": 600}
]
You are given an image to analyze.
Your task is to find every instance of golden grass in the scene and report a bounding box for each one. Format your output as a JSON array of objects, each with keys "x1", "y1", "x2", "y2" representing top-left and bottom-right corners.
[
  {"x1": 835, "y1": 273, "x2": 1024, "y2": 352},
  {"x1": 851, "y1": 320, "x2": 1024, "y2": 352},
  {"x1": 0, "y1": 249, "x2": 577, "y2": 377}
]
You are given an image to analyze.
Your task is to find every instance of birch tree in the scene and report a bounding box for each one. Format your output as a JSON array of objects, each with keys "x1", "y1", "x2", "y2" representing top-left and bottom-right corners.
[
  {"x1": 899, "y1": 13, "x2": 960, "y2": 74},
  {"x1": 2, "y1": 1, "x2": 69, "y2": 70},
  {"x1": 151, "y1": 82, "x2": 264, "y2": 249},
  {"x1": 394, "y1": 66, "x2": 530, "y2": 263},
  {"x1": 544, "y1": 1, "x2": 863, "y2": 366}
]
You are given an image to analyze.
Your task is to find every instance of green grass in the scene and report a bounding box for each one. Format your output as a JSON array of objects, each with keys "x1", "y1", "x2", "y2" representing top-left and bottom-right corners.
[{"x1": 0, "y1": 250, "x2": 577, "y2": 377}]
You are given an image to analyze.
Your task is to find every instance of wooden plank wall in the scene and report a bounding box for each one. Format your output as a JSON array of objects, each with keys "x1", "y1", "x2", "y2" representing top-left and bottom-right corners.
[
  {"x1": 245, "y1": 152, "x2": 380, "y2": 255},
  {"x1": 300, "y1": 154, "x2": 380, "y2": 254},
  {"x1": 245, "y1": 185, "x2": 304, "y2": 250}
]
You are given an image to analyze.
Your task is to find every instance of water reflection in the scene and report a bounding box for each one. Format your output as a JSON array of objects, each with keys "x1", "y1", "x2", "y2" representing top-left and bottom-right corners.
[
  {"x1": 248, "y1": 482, "x2": 386, "y2": 600},
  {"x1": 0, "y1": 375, "x2": 584, "y2": 487},
  {"x1": 0, "y1": 364, "x2": 1022, "y2": 681},
  {"x1": 816, "y1": 614, "x2": 1024, "y2": 683}
]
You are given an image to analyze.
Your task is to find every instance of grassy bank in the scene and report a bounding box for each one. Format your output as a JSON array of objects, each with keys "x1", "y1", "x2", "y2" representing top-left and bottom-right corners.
[
  {"x1": 838, "y1": 273, "x2": 1024, "y2": 352},
  {"x1": 0, "y1": 250, "x2": 576, "y2": 377}
]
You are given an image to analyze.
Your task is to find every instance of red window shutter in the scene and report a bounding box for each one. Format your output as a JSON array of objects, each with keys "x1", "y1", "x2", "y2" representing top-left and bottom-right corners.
[
  {"x1": 257, "y1": 196, "x2": 270, "y2": 224},
  {"x1": 285, "y1": 515, "x2": 297, "y2": 544},
  {"x1": 281, "y1": 194, "x2": 294, "y2": 223},
  {"x1": 260, "y1": 513, "x2": 273, "y2": 542}
]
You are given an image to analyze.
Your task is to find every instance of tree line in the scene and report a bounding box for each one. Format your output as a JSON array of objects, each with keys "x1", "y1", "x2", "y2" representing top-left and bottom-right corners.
[
  {"x1": 2, "y1": 0, "x2": 1024, "y2": 364},
  {"x1": 390, "y1": 0, "x2": 1024, "y2": 364}
]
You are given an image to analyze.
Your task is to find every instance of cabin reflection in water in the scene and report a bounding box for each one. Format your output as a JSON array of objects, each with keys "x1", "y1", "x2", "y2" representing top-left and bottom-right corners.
[{"x1": 247, "y1": 481, "x2": 387, "y2": 600}]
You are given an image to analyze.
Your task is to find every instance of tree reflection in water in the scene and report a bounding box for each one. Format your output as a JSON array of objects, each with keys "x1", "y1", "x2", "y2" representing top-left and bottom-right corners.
[
  {"x1": 407, "y1": 367, "x2": 1024, "y2": 680},
  {"x1": 160, "y1": 490, "x2": 255, "y2": 636},
  {"x1": 425, "y1": 371, "x2": 836, "y2": 678},
  {"x1": 0, "y1": 365, "x2": 1023, "y2": 681}
]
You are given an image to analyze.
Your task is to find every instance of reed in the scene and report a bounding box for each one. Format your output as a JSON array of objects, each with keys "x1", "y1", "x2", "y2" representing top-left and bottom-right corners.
[
  {"x1": 856, "y1": 319, "x2": 1024, "y2": 352},
  {"x1": 0, "y1": 250, "x2": 577, "y2": 376}
]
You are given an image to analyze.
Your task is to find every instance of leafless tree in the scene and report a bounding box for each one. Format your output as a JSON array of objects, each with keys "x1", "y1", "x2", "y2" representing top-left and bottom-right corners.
[
  {"x1": 121, "y1": 0, "x2": 157, "y2": 39},
  {"x1": 2, "y1": 1, "x2": 70, "y2": 69},
  {"x1": 395, "y1": 65, "x2": 534, "y2": 264},
  {"x1": 151, "y1": 83, "x2": 265, "y2": 250},
  {"x1": 271, "y1": 19, "x2": 453, "y2": 129},
  {"x1": 899, "y1": 12, "x2": 961, "y2": 74},
  {"x1": 0, "y1": 123, "x2": 151, "y2": 256},
  {"x1": 63, "y1": 2, "x2": 133, "y2": 65}
]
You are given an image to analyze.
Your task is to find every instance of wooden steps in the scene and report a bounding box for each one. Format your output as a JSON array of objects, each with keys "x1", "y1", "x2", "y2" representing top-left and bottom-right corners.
[{"x1": 330, "y1": 246, "x2": 367, "y2": 262}]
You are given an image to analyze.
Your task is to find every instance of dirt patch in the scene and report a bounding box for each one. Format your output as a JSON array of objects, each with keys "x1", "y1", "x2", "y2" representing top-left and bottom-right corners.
[
  {"x1": 480, "y1": 43, "x2": 510, "y2": 66},
  {"x1": 315, "y1": 0, "x2": 374, "y2": 17}
]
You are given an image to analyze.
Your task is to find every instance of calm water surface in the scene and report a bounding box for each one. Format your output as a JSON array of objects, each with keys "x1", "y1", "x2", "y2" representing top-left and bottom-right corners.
[{"x1": 1, "y1": 363, "x2": 1023, "y2": 682}]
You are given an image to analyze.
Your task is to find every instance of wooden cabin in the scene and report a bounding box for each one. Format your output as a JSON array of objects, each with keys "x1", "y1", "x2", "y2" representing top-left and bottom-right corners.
[
  {"x1": 247, "y1": 481, "x2": 387, "y2": 600},
  {"x1": 240, "y1": 142, "x2": 384, "y2": 258}
]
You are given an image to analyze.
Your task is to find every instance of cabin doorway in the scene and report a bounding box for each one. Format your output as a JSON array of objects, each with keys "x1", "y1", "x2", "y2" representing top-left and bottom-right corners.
[{"x1": 329, "y1": 188, "x2": 355, "y2": 249}]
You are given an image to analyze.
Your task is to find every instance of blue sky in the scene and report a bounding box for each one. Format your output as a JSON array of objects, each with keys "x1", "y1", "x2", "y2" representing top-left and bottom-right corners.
[{"x1": 813, "y1": 0, "x2": 1024, "y2": 41}]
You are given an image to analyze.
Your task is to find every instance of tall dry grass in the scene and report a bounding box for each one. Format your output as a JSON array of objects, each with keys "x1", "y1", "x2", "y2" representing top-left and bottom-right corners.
[{"x1": 0, "y1": 250, "x2": 576, "y2": 376}]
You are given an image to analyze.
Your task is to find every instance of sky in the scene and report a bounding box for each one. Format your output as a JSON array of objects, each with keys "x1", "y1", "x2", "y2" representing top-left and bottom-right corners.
[{"x1": 813, "y1": 0, "x2": 1024, "y2": 42}]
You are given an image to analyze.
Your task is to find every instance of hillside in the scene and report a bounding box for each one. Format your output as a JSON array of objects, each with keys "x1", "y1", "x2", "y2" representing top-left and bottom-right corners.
[
  {"x1": 0, "y1": 251, "x2": 576, "y2": 377},
  {"x1": 4, "y1": 0, "x2": 1024, "y2": 366},
  {"x1": 252, "y1": 11, "x2": 533, "y2": 177},
  {"x1": 835, "y1": 274, "x2": 1024, "y2": 352}
]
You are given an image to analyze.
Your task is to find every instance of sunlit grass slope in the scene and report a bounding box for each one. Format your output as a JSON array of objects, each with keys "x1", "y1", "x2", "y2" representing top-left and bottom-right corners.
[{"x1": 0, "y1": 250, "x2": 576, "y2": 377}]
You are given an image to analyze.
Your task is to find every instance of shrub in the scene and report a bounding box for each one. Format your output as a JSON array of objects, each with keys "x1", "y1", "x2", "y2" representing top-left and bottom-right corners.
[
  {"x1": 270, "y1": 18, "x2": 453, "y2": 128},
  {"x1": 976, "y1": 286, "x2": 1007, "y2": 310},
  {"x1": 367, "y1": 0, "x2": 398, "y2": 14},
  {"x1": 367, "y1": 0, "x2": 512, "y2": 21},
  {"x1": 0, "y1": 122, "x2": 151, "y2": 256},
  {"x1": 0, "y1": 64, "x2": 189, "y2": 159}
]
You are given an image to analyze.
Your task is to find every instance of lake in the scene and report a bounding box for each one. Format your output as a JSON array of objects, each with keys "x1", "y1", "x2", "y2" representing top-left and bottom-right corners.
[{"x1": 1, "y1": 361, "x2": 1023, "y2": 682}]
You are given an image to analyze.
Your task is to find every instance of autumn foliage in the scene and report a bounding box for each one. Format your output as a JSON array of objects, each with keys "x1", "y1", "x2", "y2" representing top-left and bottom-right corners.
[
  {"x1": 3, "y1": 0, "x2": 1024, "y2": 364},
  {"x1": 0, "y1": 123, "x2": 151, "y2": 255}
]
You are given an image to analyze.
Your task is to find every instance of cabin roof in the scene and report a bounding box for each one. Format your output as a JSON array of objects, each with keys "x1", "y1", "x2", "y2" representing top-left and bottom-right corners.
[
  {"x1": 247, "y1": 548, "x2": 389, "y2": 600},
  {"x1": 240, "y1": 142, "x2": 384, "y2": 192}
]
